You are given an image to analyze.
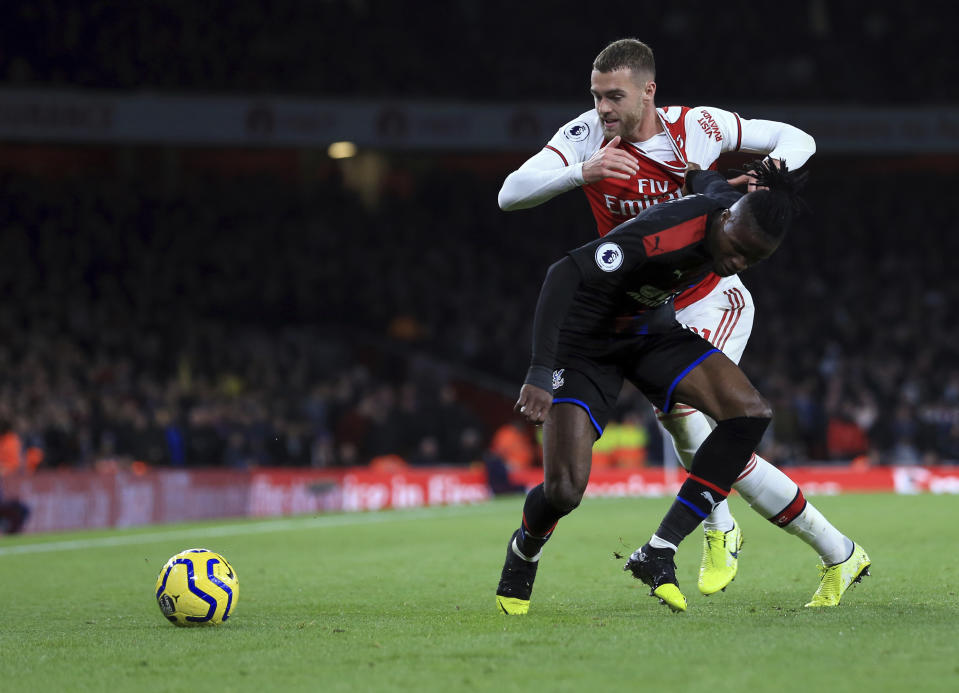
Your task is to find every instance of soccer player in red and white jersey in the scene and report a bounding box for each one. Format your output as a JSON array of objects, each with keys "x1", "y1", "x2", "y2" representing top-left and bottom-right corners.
[{"x1": 497, "y1": 38, "x2": 869, "y2": 607}]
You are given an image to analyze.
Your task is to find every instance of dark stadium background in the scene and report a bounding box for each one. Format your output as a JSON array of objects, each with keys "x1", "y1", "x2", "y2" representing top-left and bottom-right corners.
[{"x1": 1, "y1": 0, "x2": 957, "y2": 505}]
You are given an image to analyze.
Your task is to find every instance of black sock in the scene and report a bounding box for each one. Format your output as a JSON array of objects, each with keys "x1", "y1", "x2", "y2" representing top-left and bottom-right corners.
[
  {"x1": 690, "y1": 416, "x2": 770, "y2": 487},
  {"x1": 655, "y1": 416, "x2": 770, "y2": 547},
  {"x1": 515, "y1": 483, "x2": 569, "y2": 558},
  {"x1": 655, "y1": 476, "x2": 730, "y2": 546}
]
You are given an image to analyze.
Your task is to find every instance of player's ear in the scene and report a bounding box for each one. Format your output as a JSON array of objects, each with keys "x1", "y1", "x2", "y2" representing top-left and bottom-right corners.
[
  {"x1": 645, "y1": 80, "x2": 656, "y2": 98},
  {"x1": 718, "y1": 209, "x2": 735, "y2": 235}
]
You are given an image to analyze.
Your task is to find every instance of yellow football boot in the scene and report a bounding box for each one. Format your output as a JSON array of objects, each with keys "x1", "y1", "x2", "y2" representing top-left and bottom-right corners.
[
  {"x1": 698, "y1": 520, "x2": 743, "y2": 595},
  {"x1": 496, "y1": 595, "x2": 530, "y2": 615},
  {"x1": 805, "y1": 543, "x2": 871, "y2": 607},
  {"x1": 625, "y1": 546, "x2": 687, "y2": 613},
  {"x1": 652, "y1": 584, "x2": 688, "y2": 612},
  {"x1": 496, "y1": 530, "x2": 539, "y2": 614}
]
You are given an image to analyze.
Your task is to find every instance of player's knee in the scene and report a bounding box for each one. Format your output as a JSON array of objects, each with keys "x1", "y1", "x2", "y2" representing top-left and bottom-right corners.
[
  {"x1": 544, "y1": 476, "x2": 586, "y2": 514},
  {"x1": 732, "y1": 389, "x2": 772, "y2": 420},
  {"x1": 661, "y1": 411, "x2": 712, "y2": 469},
  {"x1": 747, "y1": 392, "x2": 773, "y2": 420}
]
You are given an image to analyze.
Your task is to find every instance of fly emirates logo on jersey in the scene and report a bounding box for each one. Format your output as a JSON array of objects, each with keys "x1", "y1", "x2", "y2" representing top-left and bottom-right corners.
[
  {"x1": 604, "y1": 178, "x2": 682, "y2": 218},
  {"x1": 588, "y1": 172, "x2": 684, "y2": 235}
]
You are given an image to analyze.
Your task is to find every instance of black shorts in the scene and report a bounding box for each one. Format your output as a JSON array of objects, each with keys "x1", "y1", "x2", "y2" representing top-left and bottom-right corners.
[{"x1": 550, "y1": 322, "x2": 719, "y2": 436}]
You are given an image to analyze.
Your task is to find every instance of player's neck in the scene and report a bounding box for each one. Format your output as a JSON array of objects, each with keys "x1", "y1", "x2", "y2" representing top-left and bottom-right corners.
[{"x1": 630, "y1": 106, "x2": 663, "y2": 142}]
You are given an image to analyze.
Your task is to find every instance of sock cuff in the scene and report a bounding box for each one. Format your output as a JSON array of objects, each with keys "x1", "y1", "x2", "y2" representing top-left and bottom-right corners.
[
  {"x1": 690, "y1": 416, "x2": 770, "y2": 490},
  {"x1": 511, "y1": 536, "x2": 541, "y2": 562},
  {"x1": 521, "y1": 513, "x2": 558, "y2": 538},
  {"x1": 649, "y1": 535, "x2": 678, "y2": 552},
  {"x1": 716, "y1": 415, "x2": 772, "y2": 430},
  {"x1": 769, "y1": 488, "x2": 808, "y2": 527},
  {"x1": 688, "y1": 473, "x2": 732, "y2": 496}
]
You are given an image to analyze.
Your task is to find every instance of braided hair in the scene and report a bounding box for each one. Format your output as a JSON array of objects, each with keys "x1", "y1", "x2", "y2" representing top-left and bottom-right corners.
[{"x1": 738, "y1": 159, "x2": 809, "y2": 243}]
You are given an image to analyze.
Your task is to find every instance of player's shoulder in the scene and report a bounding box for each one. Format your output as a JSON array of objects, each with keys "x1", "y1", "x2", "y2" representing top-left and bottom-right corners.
[
  {"x1": 658, "y1": 105, "x2": 694, "y2": 125},
  {"x1": 673, "y1": 105, "x2": 741, "y2": 150},
  {"x1": 658, "y1": 105, "x2": 738, "y2": 123},
  {"x1": 683, "y1": 105, "x2": 738, "y2": 119},
  {"x1": 551, "y1": 109, "x2": 605, "y2": 150},
  {"x1": 681, "y1": 105, "x2": 740, "y2": 131}
]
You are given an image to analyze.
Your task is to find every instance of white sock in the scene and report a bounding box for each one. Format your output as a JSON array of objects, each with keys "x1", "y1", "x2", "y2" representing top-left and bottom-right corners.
[
  {"x1": 649, "y1": 534, "x2": 678, "y2": 552},
  {"x1": 661, "y1": 408, "x2": 853, "y2": 559},
  {"x1": 701, "y1": 500, "x2": 735, "y2": 532},
  {"x1": 783, "y1": 505, "x2": 854, "y2": 565},
  {"x1": 511, "y1": 537, "x2": 541, "y2": 562},
  {"x1": 734, "y1": 454, "x2": 853, "y2": 563}
]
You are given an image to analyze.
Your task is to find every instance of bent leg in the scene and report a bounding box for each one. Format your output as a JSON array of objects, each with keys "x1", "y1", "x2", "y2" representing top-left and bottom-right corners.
[
  {"x1": 497, "y1": 403, "x2": 597, "y2": 614},
  {"x1": 651, "y1": 351, "x2": 771, "y2": 550},
  {"x1": 734, "y1": 457, "x2": 852, "y2": 563},
  {"x1": 658, "y1": 407, "x2": 736, "y2": 531},
  {"x1": 515, "y1": 403, "x2": 596, "y2": 557},
  {"x1": 661, "y1": 391, "x2": 852, "y2": 563}
]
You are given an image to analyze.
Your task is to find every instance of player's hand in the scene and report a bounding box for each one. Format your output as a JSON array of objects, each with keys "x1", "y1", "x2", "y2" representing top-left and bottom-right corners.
[
  {"x1": 514, "y1": 384, "x2": 553, "y2": 425},
  {"x1": 582, "y1": 136, "x2": 639, "y2": 183},
  {"x1": 727, "y1": 158, "x2": 781, "y2": 191},
  {"x1": 681, "y1": 162, "x2": 702, "y2": 195}
]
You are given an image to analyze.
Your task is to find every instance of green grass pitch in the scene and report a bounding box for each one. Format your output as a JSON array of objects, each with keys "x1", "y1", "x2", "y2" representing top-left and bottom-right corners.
[{"x1": 1, "y1": 493, "x2": 958, "y2": 692}]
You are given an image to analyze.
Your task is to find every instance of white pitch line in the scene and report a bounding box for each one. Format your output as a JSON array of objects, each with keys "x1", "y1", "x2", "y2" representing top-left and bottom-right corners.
[{"x1": 0, "y1": 503, "x2": 503, "y2": 557}]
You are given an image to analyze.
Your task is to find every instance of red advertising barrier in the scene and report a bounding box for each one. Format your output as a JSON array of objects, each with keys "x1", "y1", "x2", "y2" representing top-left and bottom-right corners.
[
  {"x1": 247, "y1": 468, "x2": 489, "y2": 517},
  {"x1": 3, "y1": 465, "x2": 958, "y2": 534}
]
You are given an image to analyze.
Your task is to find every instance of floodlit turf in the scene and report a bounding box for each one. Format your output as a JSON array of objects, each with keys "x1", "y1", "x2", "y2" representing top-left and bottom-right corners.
[{"x1": 1, "y1": 493, "x2": 958, "y2": 692}]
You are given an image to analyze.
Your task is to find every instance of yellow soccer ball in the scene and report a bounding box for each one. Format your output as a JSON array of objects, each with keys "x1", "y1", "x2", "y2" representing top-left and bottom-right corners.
[{"x1": 155, "y1": 548, "x2": 239, "y2": 626}]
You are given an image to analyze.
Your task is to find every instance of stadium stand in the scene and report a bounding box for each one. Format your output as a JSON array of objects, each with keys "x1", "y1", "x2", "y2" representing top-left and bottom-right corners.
[
  {"x1": 0, "y1": 1, "x2": 955, "y2": 473},
  {"x1": 0, "y1": 1, "x2": 955, "y2": 104},
  {"x1": 0, "y1": 160, "x2": 956, "y2": 469}
]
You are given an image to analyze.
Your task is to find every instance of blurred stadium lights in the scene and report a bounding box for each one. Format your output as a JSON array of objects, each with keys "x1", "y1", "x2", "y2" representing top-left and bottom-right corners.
[{"x1": 328, "y1": 141, "x2": 357, "y2": 159}]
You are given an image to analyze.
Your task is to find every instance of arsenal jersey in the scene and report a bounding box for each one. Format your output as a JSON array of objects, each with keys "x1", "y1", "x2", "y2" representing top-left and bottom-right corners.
[{"x1": 543, "y1": 106, "x2": 746, "y2": 308}]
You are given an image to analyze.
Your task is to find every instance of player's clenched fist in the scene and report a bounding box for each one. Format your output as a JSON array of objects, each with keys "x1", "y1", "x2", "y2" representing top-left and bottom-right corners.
[
  {"x1": 514, "y1": 384, "x2": 553, "y2": 425},
  {"x1": 582, "y1": 136, "x2": 639, "y2": 183}
]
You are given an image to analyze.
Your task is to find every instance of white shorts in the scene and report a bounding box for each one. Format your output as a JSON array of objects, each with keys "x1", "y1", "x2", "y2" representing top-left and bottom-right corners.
[{"x1": 675, "y1": 275, "x2": 754, "y2": 365}]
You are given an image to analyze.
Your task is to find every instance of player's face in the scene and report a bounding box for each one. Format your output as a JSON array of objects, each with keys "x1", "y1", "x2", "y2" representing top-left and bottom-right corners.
[
  {"x1": 707, "y1": 200, "x2": 780, "y2": 277},
  {"x1": 590, "y1": 68, "x2": 654, "y2": 141}
]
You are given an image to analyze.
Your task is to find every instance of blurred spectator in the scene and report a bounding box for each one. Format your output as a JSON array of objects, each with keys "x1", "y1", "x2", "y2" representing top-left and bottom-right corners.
[
  {"x1": 592, "y1": 410, "x2": 649, "y2": 469},
  {"x1": 489, "y1": 420, "x2": 536, "y2": 474},
  {"x1": 0, "y1": 490, "x2": 30, "y2": 534}
]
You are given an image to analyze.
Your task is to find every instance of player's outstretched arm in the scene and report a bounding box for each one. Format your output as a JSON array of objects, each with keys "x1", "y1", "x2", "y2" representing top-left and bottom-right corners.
[
  {"x1": 682, "y1": 107, "x2": 815, "y2": 182},
  {"x1": 517, "y1": 258, "x2": 582, "y2": 424},
  {"x1": 738, "y1": 118, "x2": 816, "y2": 170},
  {"x1": 498, "y1": 149, "x2": 587, "y2": 211}
]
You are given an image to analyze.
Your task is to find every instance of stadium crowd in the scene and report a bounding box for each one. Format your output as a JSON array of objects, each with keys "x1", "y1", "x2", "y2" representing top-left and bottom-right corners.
[
  {"x1": 0, "y1": 159, "x2": 956, "y2": 473},
  {"x1": 1, "y1": 0, "x2": 954, "y2": 104}
]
